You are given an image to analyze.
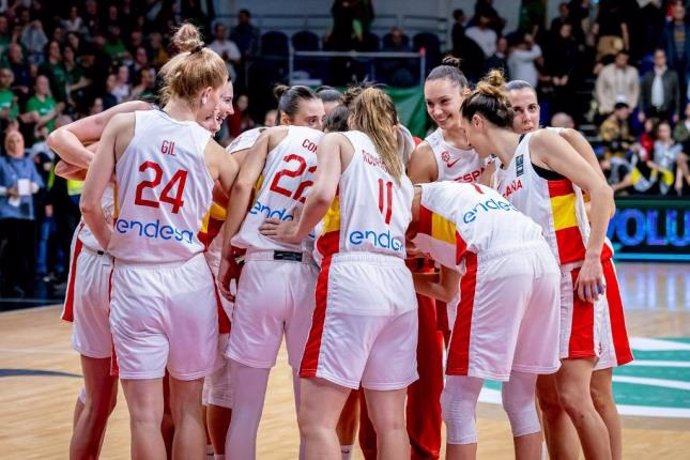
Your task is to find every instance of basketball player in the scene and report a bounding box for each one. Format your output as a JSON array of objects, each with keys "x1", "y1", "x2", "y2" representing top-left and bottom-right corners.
[
  {"x1": 506, "y1": 79, "x2": 633, "y2": 460},
  {"x1": 52, "y1": 71, "x2": 233, "y2": 456},
  {"x1": 380, "y1": 57, "x2": 486, "y2": 460},
  {"x1": 460, "y1": 71, "x2": 615, "y2": 460},
  {"x1": 80, "y1": 28, "x2": 237, "y2": 460},
  {"x1": 408, "y1": 181, "x2": 560, "y2": 460},
  {"x1": 260, "y1": 87, "x2": 418, "y2": 460},
  {"x1": 217, "y1": 122, "x2": 323, "y2": 459}
]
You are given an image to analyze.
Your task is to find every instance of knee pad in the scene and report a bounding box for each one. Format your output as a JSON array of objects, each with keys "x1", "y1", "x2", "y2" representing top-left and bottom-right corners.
[
  {"x1": 441, "y1": 376, "x2": 483, "y2": 445},
  {"x1": 502, "y1": 372, "x2": 541, "y2": 437}
]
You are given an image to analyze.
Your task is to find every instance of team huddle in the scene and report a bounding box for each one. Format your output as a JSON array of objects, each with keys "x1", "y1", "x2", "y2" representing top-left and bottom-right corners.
[{"x1": 51, "y1": 23, "x2": 633, "y2": 460}]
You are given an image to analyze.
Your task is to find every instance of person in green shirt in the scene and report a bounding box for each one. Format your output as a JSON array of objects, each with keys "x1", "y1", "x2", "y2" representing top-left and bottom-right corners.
[
  {"x1": 22, "y1": 75, "x2": 58, "y2": 133},
  {"x1": 38, "y1": 40, "x2": 68, "y2": 103},
  {"x1": 0, "y1": 68, "x2": 19, "y2": 125}
]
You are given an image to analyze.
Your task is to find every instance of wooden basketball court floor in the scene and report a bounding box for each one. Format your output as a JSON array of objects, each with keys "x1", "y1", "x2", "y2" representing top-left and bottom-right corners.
[{"x1": 1, "y1": 262, "x2": 689, "y2": 459}]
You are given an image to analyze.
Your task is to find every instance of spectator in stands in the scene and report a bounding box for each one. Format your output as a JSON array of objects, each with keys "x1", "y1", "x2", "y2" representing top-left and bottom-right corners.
[
  {"x1": 550, "y1": 2, "x2": 573, "y2": 40},
  {"x1": 230, "y1": 9, "x2": 260, "y2": 58},
  {"x1": 129, "y1": 46, "x2": 150, "y2": 82},
  {"x1": 263, "y1": 109, "x2": 277, "y2": 127},
  {"x1": 451, "y1": 9, "x2": 485, "y2": 82},
  {"x1": 600, "y1": 101, "x2": 635, "y2": 157},
  {"x1": 328, "y1": 0, "x2": 358, "y2": 51},
  {"x1": 0, "y1": 129, "x2": 43, "y2": 297},
  {"x1": 595, "y1": 49, "x2": 639, "y2": 117},
  {"x1": 39, "y1": 40, "x2": 67, "y2": 104},
  {"x1": 484, "y1": 35, "x2": 509, "y2": 77},
  {"x1": 22, "y1": 75, "x2": 58, "y2": 135},
  {"x1": 21, "y1": 19, "x2": 48, "y2": 65},
  {"x1": 62, "y1": 45, "x2": 92, "y2": 106},
  {"x1": 111, "y1": 64, "x2": 131, "y2": 103},
  {"x1": 518, "y1": 0, "x2": 547, "y2": 39},
  {"x1": 103, "y1": 25, "x2": 129, "y2": 63},
  {"x1": 228, "y1": 94, "x2": 255, "y2": 138},
  {"x1": 507, "y1": 33, "x2": 542, "y2": 88},
  {"x1": 673, "y1": 101, "x2": 690, "y2": 143},
  {"x1": 639, "y1": 0, "x2": 665, "y2": 58},
  {"x1": 592, "y1": 0, "x2": 628, "y2": 63},
  {"x1": 545, "y1": 22, "x2": 579, "y2": 115},
  {"x1": 381, "y1": 26, "x2": 415, "y2": 87},
  {"x1": 5, "y1": 43, "x2": 31, "y2": 96},
  {"x1": 0, "y1": 68, "x2": 18, "y2": 133},
  {"x1": 62, "y1": 5, "x2": 84, "y2": 34},
  {"x1": 103, "y1": 73, "x2": 118, "y2": 110},
  {"x1": 639, "y1": 48, "x2": 680, "y2": 124},
  {"x1": 149, "y1": 32, "x2": 169, "y2": 69},
  {"x1": 652, "y1": 120, "x2": 688, "y2": 195},
  {"x1": 209, "y1": 22, "x2": 241, "y2": 82},
  {"x1": 662, "y1": 2, "x2": 690, "y2": 104},
  {"x1": 451, "y1": 8, "x2": 467, "y2": 48},
  {"x1": 597, "y1": 153, "x2": 636, "y2": 195},
  {"x1": 129, "y1": 67, "x2": 155, "y2": 101},
  {"x1": 0, "y1": 15, "x2": 11, "y2": 56},
  {"x1": 128, "y1": 31, "x2": 145, "y2": 58},
  {"x1": 551, "y1": 112, "x2": 575, "y2": 128},
  {"x1": 471, "y1": 0, "x2": 505, "y2": 34},
  {"x1": 640, "y1": 117, "x2": 657, "y2": 154},
  {"x1": 465, "y1": 12, "x2": 497, "y2": 59}
]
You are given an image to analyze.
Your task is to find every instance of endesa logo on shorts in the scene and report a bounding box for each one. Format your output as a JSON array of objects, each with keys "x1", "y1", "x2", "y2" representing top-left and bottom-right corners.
[
  {"x1": 348, "y1": 229, "x2": 404, "y2": 253},
  {"x1": 249, "y1": 199, "x2": 294, "y2": 221},
  {"x1": 463, "y1": 197, "x2": 516, "y2": 224},
  {"x1": 115, "y1": 218, "x2": 194, "y2": 243}
]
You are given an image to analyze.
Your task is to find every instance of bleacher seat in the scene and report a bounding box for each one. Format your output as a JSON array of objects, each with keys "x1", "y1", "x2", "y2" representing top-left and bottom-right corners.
[
  {"x1": 356, "y1": 32, "x2": 381, "y2": 52},
  {"x1": 292, "y1": 30, "x2": 320, "y2": 51},
  {"x1": 413, "y1": 31, "x2": 442, "y2": 70},
  {"x1": 261, "y1": 31, "x2": 290, "y2": 56}
]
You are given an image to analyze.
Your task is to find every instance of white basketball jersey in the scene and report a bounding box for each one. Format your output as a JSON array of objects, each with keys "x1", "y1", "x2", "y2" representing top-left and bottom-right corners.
[
  {"x1": 226, "y1": 127, "x2": 265, "y2": 154},
  {"x1": 232, "y1": 126, "x2": 324, "y2": 252},
  {"x1": 426, "y1": 128, "x2": 485, "y2": 183},
  {"x1": 494, "y1": 132, "x2": 594, "y2": 268},
  {"x1": 109, "y1": 110, "x2": 214, "y2": 263},
  {"x1": 315, "y1": 131, "x2": 413, "y2": 265},
  {"x1": 412, "y1": 182, "x2": 543, "y2": 270},
  {"x1": 77, "y1": 183, "x2": 114, "y2": 251}
]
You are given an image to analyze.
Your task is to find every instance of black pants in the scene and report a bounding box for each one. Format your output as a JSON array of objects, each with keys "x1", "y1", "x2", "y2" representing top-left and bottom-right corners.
[{"x1": 0, "y1": 218, "x2": 36, "y2": 297}]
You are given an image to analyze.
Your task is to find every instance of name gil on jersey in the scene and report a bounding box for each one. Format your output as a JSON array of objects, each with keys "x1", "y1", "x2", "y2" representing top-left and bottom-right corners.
[
  {"x1": 249, "y1": 199, "x2": 294, "y2": 221},
  {"x1": 462, "y1": 197, "x2": 516, "y2": 224},
  {"x1": 348, "y1": 229, "x2": 404, "y2": 252},
  {"x1": 115, "y1": 218, "x2": 194, "y2": 243},
  {"x1": 502, "y1": 179, "x2": 523, "y2": 199}
]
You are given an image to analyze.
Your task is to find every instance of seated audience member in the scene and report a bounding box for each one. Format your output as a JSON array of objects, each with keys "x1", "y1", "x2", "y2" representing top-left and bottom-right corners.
[
  {"x1": 673, "y1": 102, "x2": 690, "y2": 144},
  {"x1": 600, "y1": 101, "x2": 635, "y2": 157},
  {"x1": 652, "y1": 120, "x2": 689, "y2": 195},
  {"x1": 550, "y1": 112, "x2": 575, "y2": 129},
  {"x1": 263, "y1": 109, "x2": 278, "y2": 127}
]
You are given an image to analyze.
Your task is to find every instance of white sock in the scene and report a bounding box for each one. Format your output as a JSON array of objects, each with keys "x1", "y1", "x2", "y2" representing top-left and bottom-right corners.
[
  {"x1": 214, "y1": 455, "x2": 225, "y2": 460},
  {"x1": 341, "y1": 444, "x2": 354, "y2": 460}
]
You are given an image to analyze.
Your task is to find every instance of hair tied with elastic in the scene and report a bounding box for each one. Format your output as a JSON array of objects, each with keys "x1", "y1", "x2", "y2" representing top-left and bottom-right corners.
[{"x1": 191, "y1": 44, "x2": 204, "y2": 54}]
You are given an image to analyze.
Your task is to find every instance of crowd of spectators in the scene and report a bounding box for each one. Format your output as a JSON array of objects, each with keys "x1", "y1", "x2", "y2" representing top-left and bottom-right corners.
[
  {"x1": 0, "y1": 0, "x2": 261, "y2": 299},
  {"x1": 1, "y1": 0, "x2": 690, "y2": 299}
]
